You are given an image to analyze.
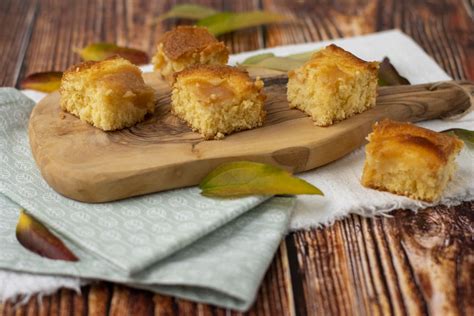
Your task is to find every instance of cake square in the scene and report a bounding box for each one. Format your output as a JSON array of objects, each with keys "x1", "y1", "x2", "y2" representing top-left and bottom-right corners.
[
  {"x1": 361, "y1": 120, "x2": 464, "y2": 202},
  {"x1": 152, "y1": 26, "x2": 229, "y2": 84},
  {"x1": 287, "y1": 44, "x2": 379, "y2": 126},
  {"x1": 171, "y1": 65, "x2": 266, "y2": 139},
  {"x1": 60, "y1": 56, "x2": 156, "y2": 131}
]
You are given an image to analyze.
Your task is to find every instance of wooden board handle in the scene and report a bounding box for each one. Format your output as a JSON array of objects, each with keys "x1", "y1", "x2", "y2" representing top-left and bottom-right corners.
[
  {"x1": 259, "y1": 75, "x2": 473, "y2": 123},
  {"x1": 375, "y1": 80, "x2": 473, "y2": 122}
]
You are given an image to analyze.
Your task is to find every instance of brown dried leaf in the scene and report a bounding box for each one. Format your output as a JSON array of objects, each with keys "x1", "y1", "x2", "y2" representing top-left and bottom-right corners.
[
  {"x1": 378, "y1": 57, "x2": 410, "y2": 86},
  {"x1": 19, "y1": 71, "x2": 63, "y2": 93},
  {"x1": 16, "y1": 209, "x2": 78, "y2": 261},
  {"x1": 77, "y1": 43, "x2": 149, "y2": 65}
]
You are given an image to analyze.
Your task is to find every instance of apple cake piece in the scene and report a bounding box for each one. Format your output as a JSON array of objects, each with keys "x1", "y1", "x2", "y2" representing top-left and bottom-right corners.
[
  {"x1": 361, "y1": 119, "x2": 464, "y2": 202},
  {"x1": 171, "y1": 65, "x2": 266, "y2": 140},
  {"x1": 60, "y1": 56, "x2": 156, "y2": 131},
  {"x1": 152, "y1": 26, "x2": 229, "y2": 83},
  {"x1": 287, "y1": 44, "x2": 379, "y2": 126}
]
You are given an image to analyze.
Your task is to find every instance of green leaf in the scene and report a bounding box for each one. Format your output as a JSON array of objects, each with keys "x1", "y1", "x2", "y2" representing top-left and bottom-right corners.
[
  {"x1": 241, "y1": 50, "x2": 316, "y2": 67},
  {"x1": 16, "y1": 209, "x2": 78, "y2": 261},
  {"x1": 441, "y1": 128, "x2": 474, "y2": 148},
  {"x1": 242, "y1": 52, "x2": 412, "y2": 87},
  {"x1": 378, "y1": 57, "x2": 410, "y2": 86},
  {"x1": 241, "y1": 53, "x2": 276, "y2": 65},
  {"x1": 242, "y1": 56, "x2": 305, "y2": 72},
  {"x1": 199, "y1": 161, "x2": 323, "y2": 197},
  {"x1": 286, "y1": 50, "x2": 317, "y2": 61},
  {"x1": 76, "y1": 43, "x2": 149, "y2": 65},
  {"x1": 157, "y1": 4, "x2": 219, "y2": 21},
  {"x1": 19, "y1": 71, "x2": 63, "y2": 93},
  {"x1": 197, "y1": 11, "x2": 290, "y2": 36}
]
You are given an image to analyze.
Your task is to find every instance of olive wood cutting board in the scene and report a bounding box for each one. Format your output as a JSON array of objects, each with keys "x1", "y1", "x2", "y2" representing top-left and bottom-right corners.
[{"x1": 28, "y1": 69, "x2": 473, "y2": 202}]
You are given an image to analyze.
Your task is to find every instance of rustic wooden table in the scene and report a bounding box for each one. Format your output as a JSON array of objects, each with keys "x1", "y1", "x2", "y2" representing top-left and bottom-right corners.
[{"x1": 1, "y1": 0, "x2": 473, "y2": 315}]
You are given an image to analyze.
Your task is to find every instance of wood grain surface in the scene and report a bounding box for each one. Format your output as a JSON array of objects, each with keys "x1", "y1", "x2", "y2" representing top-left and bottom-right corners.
[
  {"x1": 1, "y1": 0, "x2": 473, "y2": 315},
  {"x1": 29, "y1": 74, "x2": 473, "y2": 202}
]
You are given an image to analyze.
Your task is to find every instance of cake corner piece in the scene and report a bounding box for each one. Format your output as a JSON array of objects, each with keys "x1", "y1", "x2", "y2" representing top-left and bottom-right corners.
[
  {"x1": 171, "y1": 64, "x2": 266, "y2": 140},
  {"x1": 152, "y1": 26, "x2": 229, "y2": 84},
  {"x1": 361, "y1": 119, "x2": 464, "y2": 202},
  {"x1": 287, "y1": 44, "x2": 379, "y2": 126},
  {"x1": 60, "y1": 56, "x2": 156, "y2": 131}
]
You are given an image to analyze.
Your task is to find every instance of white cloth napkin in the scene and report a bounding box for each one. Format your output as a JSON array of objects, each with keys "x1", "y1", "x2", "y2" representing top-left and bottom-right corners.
[
  {"x1": 228, "y1": 29, "x2": 474, "y2": 229},
  {"x1": 8, "y1": 29, "x2": 473, "y2": 303}
]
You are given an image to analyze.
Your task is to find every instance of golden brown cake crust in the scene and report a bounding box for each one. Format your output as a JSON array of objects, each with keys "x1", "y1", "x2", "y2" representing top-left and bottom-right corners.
[
  {"x1": 174, "y1": 64, "x2": 266, "y2": 106},
  {"x1": 63, "y1": 56, "x2": 123, "y2": 75},
  {"x1": 287, "y1": 44, "x2": 379, "y2": 126},
  {"x1": 175, "y1": 64, "x2": 250, "y2": 81},
  {"x1": 309, "y1": 44, "x2": 379, "y2": 73},
  {"x1": 60, "y1": 56, "x2": 156, "y2": 131},
  {"x1": 171, "y1": 64, "x2": 266, "y2": 139},
  {"x1": 288, "y1": 44, "x2": 379, "y2": 80},
  {"x1": 159, "y1": 26, "x2": 226, "y2": 60},
  {"x1": 325, "y1": 44, "x2": 378, "y2": 69},
  {"x1": 361, "y1": 119, "x2": 464, "y2": 202},
  {"x1": 371, "y1": 119, "x2": 464, "y2": 165}
]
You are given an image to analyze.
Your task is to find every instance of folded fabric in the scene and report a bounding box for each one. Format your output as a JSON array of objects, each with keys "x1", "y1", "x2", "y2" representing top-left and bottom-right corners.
[
  {"x1": 0, "y1": 193, "x2": 295, "y2": 310},
  {"x1": 3, "y1": 29, "x2": 473, "y2": 309},
  {"x1": 0, "y1": 88, "x2": 296, "y2": 310},
  {"x1": 0, "y1": 87, "x2": 272, "y2": 274}
]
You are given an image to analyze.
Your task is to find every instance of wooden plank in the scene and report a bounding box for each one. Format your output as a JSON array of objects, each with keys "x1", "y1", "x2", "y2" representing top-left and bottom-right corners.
[
  {"x1": 88, "y1": 283, "x2": 111, "y2": 316},
  {"x1": 153, "y1": 294, "x2": 176, "y2": 316},
  {"x1": 25, "y1": 297, "x2": 38, "y2": 316},
  {"x1": 72, "y1": 290, "x2": 86, "y2": 316},
  {"x1": 38, "y1": 295, "x2": 51, "y2": 316},
  {"x1": 1, "y1": 0, "x2": 473, "y2": 315},
  {"x1": 262, "y1": 0, "x2": 473, "y2": 80},
  {"x1": 58, "y1": 289, "x2": 71, "y2": 316},
  {"x1": 260, "y1": 1, "x2": 474, "y2": 315},
  {"x1": 108, "y1": 285, "x2": 130, "y2": 316},
  {"x1": 0, "y1": 0, "x2": 37, "y2": 87},
  {"x1": 288, "y1": 202, "x2": 474, "y2": 315},
  {"x1": 127, "y1": 289, "x2": 154, "y2": 316},
  {"x1": 17, "y1": 0, "x2": 263, "y2": 86}
]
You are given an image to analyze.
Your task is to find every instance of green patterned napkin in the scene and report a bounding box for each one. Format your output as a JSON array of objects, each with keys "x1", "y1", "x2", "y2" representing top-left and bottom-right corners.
[
  {"x1": 0, "y1": 194, "x2": 294, "y2": 310},
  {"x1": 0, "y1": 88, "x2": 295, "y2": 310}
]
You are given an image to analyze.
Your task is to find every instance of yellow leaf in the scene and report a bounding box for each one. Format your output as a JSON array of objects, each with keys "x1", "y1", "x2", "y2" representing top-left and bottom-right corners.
[
  {"x1": 157, "y1": 4, "x2": 218, "y2": 21},
  {"x1": 197, "y1": 11, "x2": 290, "y2": 36},
  {"x1": 76, "y1": 43, "x2": 149, "y2": 65},
  {"x1": 242, "y1": 56, "x2": 305, "y2": 72},
  {"x1": 199, "y1": 161, "x2": 323, "y2": 197},
  {"x1": 19, "y1": 71, "x2": 63, "y2": 93},
  {"x1": 16, "y1": 209, "x2": 78, "y2": 261},
  {"x1": 286, "y1": 50, "x2": 317, "y2": 61},
  {"x1": 240, "y1": 53, "x2": 276, "y2": 65}
]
